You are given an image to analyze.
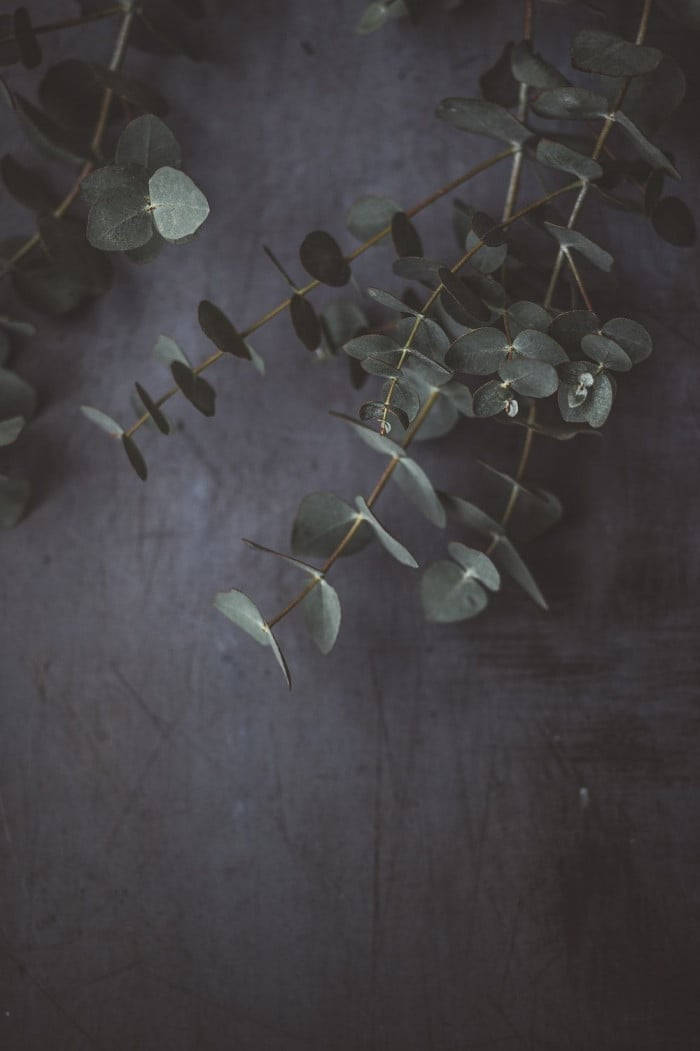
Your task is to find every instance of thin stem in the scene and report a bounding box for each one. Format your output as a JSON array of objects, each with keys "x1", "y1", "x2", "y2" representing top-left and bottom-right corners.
[
  {"x1": 0, "y1": 3, "x2": 136, "y2": 279},
  {"x1": 565, "y1": 250, "x2": 593, "y2": 311},
  {"x1": 124, "y1": 148, "x2": 516, "y2": 439},
  {"x1": 488, "y1": 402, "x2": 536, "y2": 549},
  {"x1": 543, "y1": 0, "x2": 654, "y2": 308},
  {"x1": 0, "y1": 6, "x2": 122, "y2": 45},
  {"x1": 265, "y1": 181, "x2": 581, "y2": 632}
]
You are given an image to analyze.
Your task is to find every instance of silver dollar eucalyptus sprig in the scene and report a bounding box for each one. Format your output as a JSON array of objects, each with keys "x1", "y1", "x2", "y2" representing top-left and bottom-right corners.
[{"x1": 83, "y1": 0, "x2": 695, "y2": 686}]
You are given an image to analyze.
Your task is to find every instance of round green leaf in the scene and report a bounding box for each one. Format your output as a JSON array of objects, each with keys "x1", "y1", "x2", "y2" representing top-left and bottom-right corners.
[
  {"x1": 544, "y1": 222, "x2": 613, "y2": 271},
  {"x1": 355, "y1": 495, "x2": 418, "y2": 568},
  {"x1": 535, "y1": 138, "x2": 602, "y2": 181},
  {"x1": 436, "y1": 97, "x2": 531, "y2": 145},
  {"x1": 532, "y1": 87, "x2": 609, "y2": 120},
  {"x1": 149, "y1": 167, "x2": 210, "y2": 243},
  {"x1": 87, "y1": 185, "x2": 152, "y2": 251},
  {"x1": 601, "y1": 317, "x2": 652, "y2": 364},
  {"x1": 346, "y1": 194, "x2": 400, "y2": 241},
  {"x1": 499, "y1": 357, "x2": 559, "y2": 397},
  {"x1": 290, "y1": 293, "x2": 321, "y2": 351},
  {"x1": 0, "y1": 415, "x2": 24, "y2": 446},
  {"x1": 80, "y1": 164, "x2": 148, "y2": 207},
  {"x1": 447, "y1": 542, "x2": 500, "y2": 591},
  {"x1": 550, "y1": 310, "x2": 600, "y2": 356},
  {"x1": 291, "y1": 491, "x2": 373, "y2": 560},
  {"x1": 116, "y1": 114, "x2": 181, "y2": 174},
  {"x1": 511, "y1": 40, "x2": 568, "y2": 89},
  {"x1": 0, "y1": 475, "x2": 30, "y2": 529},
  {"x1": 447, "y1": 328, "x2": 509, "y2": 374},
  {"x1": 214, "y1": 588, "x2": 291, "y2": 688},
  {"x1": 571, "y1": 30, "x2": 662, "y2": 78},
  {"x1": 512, "y1": 329, "x2": 568, "y2": 365},
  {"x1": 198, "y1": 299, "x2": 249, "y2": 358},
  {"x1": 420, "y1": 560, "x2": 488, "y2": 622},
  {"x1": 581, "y1": 333, "x2": 632, "y2": 372},
  {"x1": 301, "y1": 579, "x2": 341, "y2": 655},
  {"x1": 299, "y1": 230, "x2": 350, "y2": 287}
]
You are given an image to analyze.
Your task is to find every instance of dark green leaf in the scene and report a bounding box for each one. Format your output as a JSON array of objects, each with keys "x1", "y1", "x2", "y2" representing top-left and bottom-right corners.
[
  {"x1": 355, "y1": 495, "x2": 418, "y2": 568},
  {"x1": 299, "y1": 230, "x2": 350, "y2": 287},
  {"x1": 544, "y1": 222, "x2": 613, "y2": 271},
  {"x1": 290, "y1": 293, "x2": 321, "y2": 351},
  {"x1": 393, "y1": 255, "x2": 442, "y2": 284},
  {"x1": 359, "y1": 400, "x2": 409, "y2": 433},
  {"x1": 214, "y1": 589, "x2": 291, "y2": 688},
  {"x1": 116, "y1": 114, "x2": 181, "y2": 174},
  {"x1": 121, "y1": 433, "x2": 147, "y2": 481},
  {"x1": 346, "y1": 194, "x2": 400, "y2": 240},
  {"x1": 0, "y1": 365, "x2": 34, "y2": 423},
  {"x1": 38, "y1": 60, "x2": 103, "y2": 129},
  {"x1": 125, "y1": 229, "x2": 166, "y2": 265},
  {"x1": 86, "y1": 185, "x2": 152, "y2": 251},
  {"x1": 90, "y1": 66, "x2": 168, "y2": 117},
  {"x1": 535, "y1": 138, "x2": 602, "y2": 181},
  {"x1": 507, "y1": 301, "x2": 551, "y2": 338},
  {"x1": 447, "y1": 328, "x2": 509, "y2": 374},
  {"x1": 511, "y1": 40, "x2": 568, "y2": 89},
  {"x1": 391, "y1": 211, "x2": 422, "y2": 257},
  {"x1": 571, "y1": 30, "x2": 661, "y2": 78},
  {"x1": 440, "y1": 492, "x2": 503, "y2": 538},
  {"x1": 0, "y1": 15, "x2": 20, "y2": 67},
  {"x1": 0, "y1": 475, "x2": 30, "y2": 528},
  {"x1": 80, "y1": 163, "x2": 148, "y2": 207},
  {"x1": 14, "y1": 93, "x2": 87, "y2": 164},
  {"x1": 621, "y1": 55, "x2": 686, "y2": 136},
  {"x1": 153, "y1": 333, "x2": 189, "y2": 366},
  {"x1": 601, "y1": 317, "x2": 652, "y2": 363},
  {"x1": 170, "y1": 361, "x2": 216, "y2": 416},
  {"x1": 198, "y1": 300, "x2": 250, "y2": 358},
  {"x1": 291, "y1": 491, "x2": 373, "y2": 560},
  {"x1": 320, "y1": 300, "x2": 367, "y2": 356},
  {"x1": 420, "y1": 560, "x2": 488, "y2": 622},
  {"x1": 394, "y1": 457, "x2": 446, "y2": 527},
  {"x1": 651, "y1": 196, "x2": 696, "y2": 247},
  {"x1": 134, "y1": 382, "x2": 169, "y2": 434},
  {"x1": 447, "y1": 542, "x2": 500, "y2": 591},
  {"x1": 499, "y1": 357, "x2": 559, "y2": 397},
  {"x1": 0, "y1": 414, "x2": 24, "y2": 446},
  {"x1": 512, "y1": 329, "x2": 568, "y2": 365},
  {"x1": 613, "y1": 111, "x2": 680, "y2": 179},
  {"x1": 480, "y1": 41, "x2": 518, "y2": 107},
  {"x1": 558, "y1": 369, "x2": 614, "y2": 428},
  {"x1": 149, "y1": 166, "x2": 209, "y2": 242},
  {"x1": 473, "y1": 379, "x2": 509, "y2": 416},
  {"x1": 366, "y1": 286, "x2": 422, "y2": 316},
  {"x1": 13, "y1": 8, "x2": 41, "y2": 69},
  {"x1": 492, "y1": 535, "x2": 548, "y2": 609},
  {"x1": 0, "y1": 154, "x2": 54, "y2": 213},
  {"x1": 80, "y1": 405, "x2": 122, "y2": 436},
  {"x1": 436, "y1": 97, "x2": 530, "y2": 145},
  {"x1": 438, "y1": 267, "x2": 490, "y2": 322},
  {"x1": 466, "y1": 230, "x2": 507, "y2": 274},
  {"x1": 301, "y1": 578, "x2": 341, "y2": 655},
  {"x1": 532, "y1": 86, "x2": 609, "y2": 120},
  {"x1": 581, "y1": 333, "x2": 632, "y2": 371},
  {"x1": 550, "y1": 310, "x2": 600, "y2": 356}
]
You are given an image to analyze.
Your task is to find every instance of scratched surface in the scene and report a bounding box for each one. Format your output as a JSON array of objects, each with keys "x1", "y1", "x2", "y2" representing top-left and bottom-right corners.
[{"x1": 1, "y1": 2, "x2": 699, "y2": 1048}]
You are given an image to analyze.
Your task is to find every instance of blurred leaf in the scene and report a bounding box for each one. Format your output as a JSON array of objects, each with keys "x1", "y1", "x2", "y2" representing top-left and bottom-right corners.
[
  {"x1": 440, "y1": 492, "x2": 504, "y2": 538},
  {"x1": 125, "y1": 229, "x2": 166, "y2": 264},
  {"x1": 391, "y1": 211, "x2": 422, "y2": 257},
  {"x1": 420, "y1": 559, "x2": 488, "y2": 622},
  {"x1": 330, "y1": 410, "x2": 402, "y2": 457},
  {"x1": 601, "y1": 317, "x2": 652, "y2": 363},
  {"x1": 0, "y1": 415, "x2": 24, "y2": 446},
  {"x1": 620, "y1": 55, "x2": 686, "y2": 136},
  {"x1": 291, "y1": 491, "x2": 373, "y2": 560},
  {"x1": 0, "y1": 475, "x2": 30, "y2": 528},
  {"x1": 439, "y1": 266, "x2": 491, "y2": 323},
  {"x1": 535, "y1": 138, "x2": 602, "y2": 181},
  {"x1": 550, "y1": 310, "x2": 600, "y2": 356},
  {"x1": 301, "y1": 578, "x2": 341, "y2": 655},
  {"x1": 14, "y1": 94, "x2": 87, "y2": 164},
  {"x1": 1, "y1": 154, "x2": 54, "y2": 213},
  {"x1": 613, "y1": 111, "x2": 680, "y2": 179},
  {"x1": 39, "y1": 60, "x2": 104, "y2": 129},
  {"x1": 367, "y1": 286, "x2": 422, "y2": 316},
  {"x1": 13, "y1": 8, "x2": 41, "y2": 69},
  {"x1": 134, "y1": 382, "x2": 169, "y2": 434},
  {"x1": 436, "y1": 97, "x2": 531, "y2": 145},
  {"x1": 198, "y1": 299, "x2": 250, "y2": 359},
  {"x1": 40, "y1": 215, "x2": 112, "y2": 296},
  {"x1": 0, "y1": 15, "x2": 20, "y2": 66},
  {"x1": 116, "y1": 114, "x2": 181, "y2": 174},
  {"x1": 532, "y1": 87, "x2": 609, "y2": 120},
  {"x1": 170, "y1": 361, "x2": 216, "y2": 416},
  {"x1": 290, "y1": 293, "x2": 321, "y2": 351},
  {"x1": 346, "y1": 194, "x2": 400, "y2": 240},
  {"x1": 153, "y1": 333, "x2": 190, "y2": 366},
  {"x1": 581, "y1": 333, "x2": 632, "y2": 371},
  {"x1": 544, "y1": 222, "x2": 613, "y2": 271},
  {"x1": 320, "y1": 300, "x2": 367, "y2": 356},
  {"x1": 149, "y1": 166, "x2": 209, "y2": 243},
  {"x1": 480, "y1": 41, "x2": 519, "y2": 107},
  {"x1": 355, "y1": 495, "x2": 418, "y2": 568},
  {"x1": 122, "y1": 433, "x2": 147, "y2": 481},
  {"x1": 356, "y1": 0, "x2": 408, "y2": 34},
  {"x1": 571, "y1": 30, "x2": 661, "y2": 78},
  {"x1": 466, "y1": 229, "x2": 507, "y2": 275},
  {"x1": 90, "y1": 66, "x2": 168, "y2": 117},
  {"x1": 492, "y1": 535, "x2": 548, "y2": 609},
  {"x1": 299, "y1": 230, "x2": 350, "y2": 287},
  {"x1": 214, "y1": 588, "x2": 291, "y2": 688},
  {"x1": 80, "y1": 405, "x2": 123, "y2": 436},
  {"x1": 651, "y1": 196, "x2": 696, "y2": 247},
  {"x1": 393, "y1": 255, "x2": 443, "y2": 284},
  {"x1": 511, "y1": 40, "x2": 568, "y2": 89}
]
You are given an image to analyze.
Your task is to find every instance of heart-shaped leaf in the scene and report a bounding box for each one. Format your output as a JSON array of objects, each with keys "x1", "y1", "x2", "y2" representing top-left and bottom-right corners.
[{"x1": 149, "y1": 166, "x2": 210, "y2": 243}]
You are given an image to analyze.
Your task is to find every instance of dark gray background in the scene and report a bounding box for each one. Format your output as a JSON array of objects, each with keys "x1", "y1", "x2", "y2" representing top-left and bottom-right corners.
[{"x1": 2, "y1": 1, "x2": 699, "y2": 1048}]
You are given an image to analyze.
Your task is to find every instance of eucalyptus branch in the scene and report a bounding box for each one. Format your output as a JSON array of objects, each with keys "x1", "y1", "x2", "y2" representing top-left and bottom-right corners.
[
  {"x1": 264, "y1": 180, "x2": 581, "y2": 635},
  {"x1": 0, "y1": 1, "x2": 137, "y2": 280},
  {"x1": 543, "y1": 0, "x2": 654, "y2": 308},
  {"x1": 123, "y1": 148, "x2": 516, "y2": 440}
]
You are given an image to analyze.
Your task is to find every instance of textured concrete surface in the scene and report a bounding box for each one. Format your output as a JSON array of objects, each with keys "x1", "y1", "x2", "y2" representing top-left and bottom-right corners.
[{"x1": 1, "y1": 2, "x2": 699, "y2": 1048}]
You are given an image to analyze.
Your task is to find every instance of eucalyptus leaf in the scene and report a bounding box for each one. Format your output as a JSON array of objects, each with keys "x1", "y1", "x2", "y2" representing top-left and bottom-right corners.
[
  {"x1": 544, "y1": 223, "x2": 613, "y2": 271},
  {"x1": 116, "y1": 114, "x2": 181, "y2": 174},
  {"x1": 512, "y1": 329, "x2": 568, "y2": 365},
  {"x1": 330, "y1": 410, "x2": 403, "y2": 457},
  {"x1": 198, "y1": 300, "x2": 250, "y2": 359},
  {"x1": 86, "y1": 185, "x2": 152, "y2": 251},
  {"x1": 80, "y1": 405, "x2": 123, "y2": 437},
  {"x1": 214, "y1": 588, "x2": 291, "y2": 688},
  {"x1": 620, "y1": 55, "x2": 686, "y2": 136},
  {"x1": 367, "y1": 287, "x2": 422, "y2": 316},
  {"x1": 134, "y1": 382, "x2": 169, "y2": 434},
  {"x1": 571, "y1": 30, "x2": 661, "y2": 78},
  {"x1": 506, "y1": 301, "x2": 551, "y2": 338},
  {"x1": 473, "y1": 379, "x2": 509, "y2": 416},
  {"x1": 613, "y1": 111, "x2": 680, "y2": 179},
  {"x1": 299, "y1": 230, "x2": 350, "y2": 287},
  {"x1": 466, "y1": 230, "x2": 507, "y2": 274},
  {"x1": 447, "y1": 328, "x2": 509, "y2": 374},
  {"x1": 0, "y1": 475, "x2": 30, "y2": 529},
  {"x1": 344, "y1": 333, "x2": 399, "y2": 361},
  {"x1": 420, "y1": 560, "x2": 489, "y2": 622},
  {"x1": 14, "y1": 9, "x2": 42, "y2": 70},
  {"x1": 355, "y1": 495, "x2": 418, "y2": 568},
  {"x1": 0, "y1": 367, "x2": 35, "y2": 422},
  {"x1": 291, "y1": 491, "x2": 373, "y2": 560},
  {"x1": 301, "y1": 578, "x2": 342, "y2": 655},
  {"x1": 382, "y1": 379, "x2": 421, "y2": 424},
  {"x1": 559, "y1": 369, "x2": 614, "y2": 428},
  {"x1": 80, "y1": 164, "x2": 149, "y2": 207},
  {"x1": 439, "y1": 267, "x2": 490, "y2": 322},
  {"x1": 122, "y1": 433, "x2": 147, "y2": 481},
  {"x1": 149, "y1": 166, "x2": 210, "y2": 243},
  {"x1": 1, "y1": 154, "x2": 55, "y2": 213},
  {"x1": 346, "y1": 194, "x2": 400, "y2": 240},
  {"x1": 394, "y1": 456, "x2": 446, "y2": 527},
  {"x1": 170, "y1": 361, "x2": 216, "y2": 417},
  {"x1": 550, "y1": 310, "x2": 600, "y2": 356},
  {"x1": 125, "y1": 229, "x2": 166, "y2": 265},
  {"x1": 320, "y1": 301, "x2": 367, "y2": 355},
  {"x1": 532, "y1": 87, "x2": 609, "y2": 120},
  {"x1": 491, "y1": 535, "x2": 548, "y2": 610},
  {"x1": 499, "y1": 357, "x2": 559, "y2": 397},
  {"x1": 0, "y1": 415, "x2": 24, "y2": 446},
  {"x1": 511, "y1": 40, "x2": 568, "y2": 89},
  {"x1": 290, "y1": 293, "x2": 321, "y2": 351},
  {"x1": 436, "y1": 97, "x2": 531, "y2": 145},
  {"x1": 581, "y1": 333, "x2": 632, "y2": 372},
  {"x1": 440, "y1": 493, "x2": 504, "y2": 539},
  {"x1": 601, "y1": 317, "x2": 652, "y2": 363},
  {"x1": 39, "y1": 215, "x2": 112, "y2": 296},
  {"x1": 393, "y1": 256, "x2": 443, "y2": 284},
  {"x1": 359, "y1": 400, "x2": 409, "y2": 432},
  {"x1": 391, "y1": 211, "x2": 422, "y2": 258},
  {"x1": 153, "y1": 333, "x2": 190, "y2": 366},
  {"x1": 480, "y1": 41, "x2": 518, "y2": 107},
  {"x1": 535, "y1": 139, "x2": 602, "y2": 181},
  {"x1": 448, "y1": 542, "x2": 500, "y2": 591},
  {"x1": 0, "y1": 15, "x2": 20, "y2": 67},
  {"x1": 14, "y1": 94, "x2": 87, "y2": 164}
]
